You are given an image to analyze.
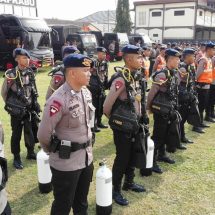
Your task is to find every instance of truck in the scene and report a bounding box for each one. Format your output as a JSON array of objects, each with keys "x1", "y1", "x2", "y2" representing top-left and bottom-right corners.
[
  {"x1": 128, "y1": 33, "x2": 153, "y2": 47},
  {"x1": 103, "y1": 32, "x2": 129, "y2": 61},
  {"x1": 50, "y1": 26, "x2": 98, "y2": 60},
  {"x1": 50, "y1": 25, "x2": 81, "y2": 61},
  {"x1": 0, "y1": 14, "x2": 54, "y2": 70}
]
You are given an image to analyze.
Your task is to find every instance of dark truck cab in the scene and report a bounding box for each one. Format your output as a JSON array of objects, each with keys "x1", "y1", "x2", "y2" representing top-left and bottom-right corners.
[
  {"x1": 66, "y1": 33, "x2": 98, "y2": 58},
  {"x1": 104, "y1": 33, "x2": 129, "y2": 61},
  {"x1": 0, "y1": 14, "x2": 54, "y2": 70},
  {"x1": 50, "y1": 25, "x2": 81, "y2": 61}
]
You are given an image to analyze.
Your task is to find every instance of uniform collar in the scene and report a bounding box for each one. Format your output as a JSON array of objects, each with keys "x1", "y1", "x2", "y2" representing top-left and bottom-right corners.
[{"x1": 63, "y1": 82, "x2": 82, "y2": 95}]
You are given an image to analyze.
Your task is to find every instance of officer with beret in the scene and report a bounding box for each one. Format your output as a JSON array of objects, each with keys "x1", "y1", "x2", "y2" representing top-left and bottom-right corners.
[
  {"x1": 178, "y1": 49, "x2": 197, "y2": 143},
  {"x1": 38, "y1": 54, "x2": 94, "y2": 215},
  {"x1": 1, "y1": 48, "x2": 40, "y2": 169},
  {"x1": 147, "y1": 49, "x2": 181, "y2": 174},
  {"x1": 46, "y1": 46, "x2": 80, "y2": 100},
  {"x1": 0, "y1": 121, "x2": 11, "y2": 215},
  {"x1": 104, "y1": 45, "x2": 146, "y2": 206},
  {"x1": 88, "y1": 47, "x2": 109, "y2": 132},
  {"x1": 194, "y1": 42, "x2": 215, "y2": 132}
]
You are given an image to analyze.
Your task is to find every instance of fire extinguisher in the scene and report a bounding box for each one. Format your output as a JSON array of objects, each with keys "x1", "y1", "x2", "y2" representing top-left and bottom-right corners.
[
  {"x1": 140, "y1": 134, "x2": 154, "y2": 176},
  {"x1": 36, "y1": 149, "x2": 52, "y2": 194},
  {"x1": 96, "y1": 160, "x2": 112, "y2": 215}
]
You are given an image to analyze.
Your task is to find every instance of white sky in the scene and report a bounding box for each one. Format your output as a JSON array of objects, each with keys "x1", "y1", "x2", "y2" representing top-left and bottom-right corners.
[{"x1": 37, "y1": 0, "x2": 138, "y2": 20}]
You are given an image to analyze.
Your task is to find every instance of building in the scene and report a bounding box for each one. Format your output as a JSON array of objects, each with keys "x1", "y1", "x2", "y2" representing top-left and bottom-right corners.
[
  {"x1": 0, "y1": 0, "x2": 37, "y2": 17},
  {"x1": 133, "y1": 0, "x2": 215, "y2": 42},
  {"x1": 75, "y1": 10, "x2": 116, "y2": 33}
]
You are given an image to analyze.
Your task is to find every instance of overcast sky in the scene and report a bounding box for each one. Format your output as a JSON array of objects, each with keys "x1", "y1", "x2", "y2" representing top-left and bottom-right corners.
[{"x1": 37, "y1": 0, "x2": 139, "y2": 20}]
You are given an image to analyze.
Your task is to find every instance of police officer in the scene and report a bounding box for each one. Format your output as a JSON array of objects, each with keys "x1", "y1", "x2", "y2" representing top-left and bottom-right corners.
[
  {"x1": 178, "y1": 49, "x2": 196, "y2": 143},
  {"x1": 147, "y1": 49, "x2": 181, "y2": 174},
  {"x1": 89, "y1": 47, "x2": 109, "y2": 132},
  {"x1": 103, "y1": 45, "x2": 146, "y2": 206},
  {"x1": 194, "y1": 42, "x2": 215, "y2": 130},
  {"x1": 0, "y1": 121, "x2": 11, "y2": 215},
  {"x1": 1, "y1": 48, "x2": 40, "y2": 169},
  {"x1": 38, "y1": 54, "x2": 94, "y2": 215},
  {"x1": 46, "y1": 46, "x2": 80, "y2": 100},
  {"x1": 142, "y1": 46, "x2": 151, "y2": 81},
  {"x1": 152, "y1": 45, "x2": 167, "y2": 74}
]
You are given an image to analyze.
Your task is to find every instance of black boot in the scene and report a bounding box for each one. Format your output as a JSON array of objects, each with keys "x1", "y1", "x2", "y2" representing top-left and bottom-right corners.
[
  {"x1": 205, "y1": 115, "x2": 215, "y2": 123},
  {"x1": 158, "y1": 156, "x2": 175, "y2": 164},
  {"x1": 192, "y1": 126, "x2": 205, "y2": 133},
  {"x1": 122, "y1": 181, "x2": 146, "y2": 193},
  {"x1": 94, "y1": 125, "x2": 101, "y2": 133},
  {"x1": 113, "y1": 187, "x2": 129, "y2": 206},
  {"x1": 181, "y1": 136, "x2": 194, "y2": 144},
  {"x1": 152, "y1": 162, "x2": 163, "y2": 174},
  {"x1": 26, "y1": 151, "x2": 36, "y2": 160},
  {"x1": 13, "y1": 154, "x2": 23, "y2": 169},
  {"x1": 177, "y1": 144, "x2": 187, "y2": 150}
]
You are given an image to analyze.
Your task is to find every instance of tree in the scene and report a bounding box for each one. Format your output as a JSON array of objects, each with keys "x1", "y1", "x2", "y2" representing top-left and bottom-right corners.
[{"x1": 114, "y1": 0, "x2": 132, "y2": 34}]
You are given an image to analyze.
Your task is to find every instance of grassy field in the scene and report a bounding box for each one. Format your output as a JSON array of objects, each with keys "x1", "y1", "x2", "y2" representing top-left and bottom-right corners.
[{"x1": 0, "y1": 62, "x2": 215, "y2": 215}]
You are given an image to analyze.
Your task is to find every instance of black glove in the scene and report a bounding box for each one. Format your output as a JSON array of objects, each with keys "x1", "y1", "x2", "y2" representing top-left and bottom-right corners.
[{"x1": 140, "y1": 115, "x2": 149, "y2": 125}]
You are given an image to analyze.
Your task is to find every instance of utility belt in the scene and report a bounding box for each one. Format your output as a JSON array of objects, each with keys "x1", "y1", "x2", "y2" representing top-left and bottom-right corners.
[{"x1": 50, "y1": 135, "x2": 91, "y2": 159}]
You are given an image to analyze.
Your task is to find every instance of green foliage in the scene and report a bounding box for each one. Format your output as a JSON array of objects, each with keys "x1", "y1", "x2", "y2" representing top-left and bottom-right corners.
[{"x1": 114, "y1": 0, "x2": 132, "y2": 34}]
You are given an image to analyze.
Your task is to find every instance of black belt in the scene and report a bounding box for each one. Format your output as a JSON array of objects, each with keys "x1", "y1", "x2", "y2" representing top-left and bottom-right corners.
[{"x1": 51, "y1": 136, "x2": 91, "y2": 152}]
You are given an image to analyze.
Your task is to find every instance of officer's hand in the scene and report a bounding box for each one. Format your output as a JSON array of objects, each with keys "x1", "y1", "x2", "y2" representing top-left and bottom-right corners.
[{"x1": 140, "y1": 115, "x2": 149, "y2": 125}]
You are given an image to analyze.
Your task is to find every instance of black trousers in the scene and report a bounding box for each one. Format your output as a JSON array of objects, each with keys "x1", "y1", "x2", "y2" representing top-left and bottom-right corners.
[
  {"x1": 1, "y1": 202, "x2": 11, "y2": 215},
  {"x1": 152, "y1": 113, "x2": 169, "y2": 159},
  {"x1": 92, "y1": 92, "x2": 105, "y2": 126},
  {"x1": 50, "y1": 163, "x2": 93, "y2": 215},
  {"x1": 10, "y1": 115, "x2": 35, "y2": 157},
  {"x1": 112, "y1": 130, "x2": 135, "y2": 191},
  {"x1": 179, "y1": 104, "x2": 189, "y2": 138},
  {"x1": 197, "y1": 88, "x2": 209, "y2": 122},
  {"x1": 206, "y1": 84, "x2": 215, "y2": 116}
]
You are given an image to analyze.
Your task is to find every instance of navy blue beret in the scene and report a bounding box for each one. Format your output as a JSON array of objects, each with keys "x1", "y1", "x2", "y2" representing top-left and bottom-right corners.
[
  {"x1": 175, "y1": 47, "x2": 183, "y2": 52},
  {"x1": 200, "y1": 42, "x2": 206, "y2": 46},
  {"x1": 63, "y1": 54, "x2": 93, "y2": 68},
  {"x1": 122, "y1": 45, "x2": 142, "y2": 54},
  {"x1": 160, "y1": 45, "x2": 167, "y2": 50},
  {"x1": 183, "y1": 48, "x2": 195, "y2": 56},
  {"x1": 63, "y1": 46, "x2": 79, "y2": 56},
  {"x1": 97, "y1": 47, "x2": 107, "y2": 53},
  {"x1": 142, "y1": 46, "x2": 151, "y2": 51},
  {"x1": 165, "y1": 48, "x2": 181, "y2": 57},
  {"x1": 13, "y1": 48, "x2": 30, "y2": 59},
  {"x1": 206, "y1": 42, "x2": 215, "y2": 49}
]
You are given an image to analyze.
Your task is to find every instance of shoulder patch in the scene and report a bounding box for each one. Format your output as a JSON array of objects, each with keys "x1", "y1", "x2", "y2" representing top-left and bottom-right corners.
[
  {"x1": 115, "y1": 80, "x2": 124, "y2": 91},
  {"x1": 50, "y1": 100, "x2": 62, "y2": 117},
  {"x1": 54, "y1": 75, "x2": 64, "y2": 84}
]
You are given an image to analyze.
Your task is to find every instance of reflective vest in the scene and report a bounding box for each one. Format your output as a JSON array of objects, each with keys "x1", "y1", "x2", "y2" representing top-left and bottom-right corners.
[
  {"x1": 197, "y1": 58, "x2": 213, "y2": 84},
  {"x1": 142, "y1": 57, "x2": 150, "y2": 79},
  {"x1": 156, "y1": 55, "x2": 166, "y2": 71}
]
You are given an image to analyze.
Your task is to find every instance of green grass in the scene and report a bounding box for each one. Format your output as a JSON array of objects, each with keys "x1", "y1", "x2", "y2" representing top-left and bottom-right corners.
[{"x1": 0, "y1": 62, "x2": 215, "y2": 215}]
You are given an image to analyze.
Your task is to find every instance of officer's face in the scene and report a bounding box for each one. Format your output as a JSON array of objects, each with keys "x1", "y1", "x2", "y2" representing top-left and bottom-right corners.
[
  {"x1": 71, "y1": 67, "x2": 91, "y2": 86},
  {"x1": 167, "y1": 56, "x2": 180, "y2": 69},
  {"x1": 16, "y1": 55, "x2": 30, "y2": 68},
  {"x1": 185, "y1": 54, "x2": 195, "y2": 64},
  {"x1": 126, "y1": 54, "x2": 143, "y2": 70},
  {"x1": 97, "y1": 52, "x2": 106, "y2": 61},
  {"x1": 207, "y1": 48, "x2": 215, "y2": 57}
]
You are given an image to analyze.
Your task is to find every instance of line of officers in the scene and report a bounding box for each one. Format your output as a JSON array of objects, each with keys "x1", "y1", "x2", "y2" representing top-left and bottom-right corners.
[{"x1": 0, "y1": 40, "x2": 215, "y2": 214}]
